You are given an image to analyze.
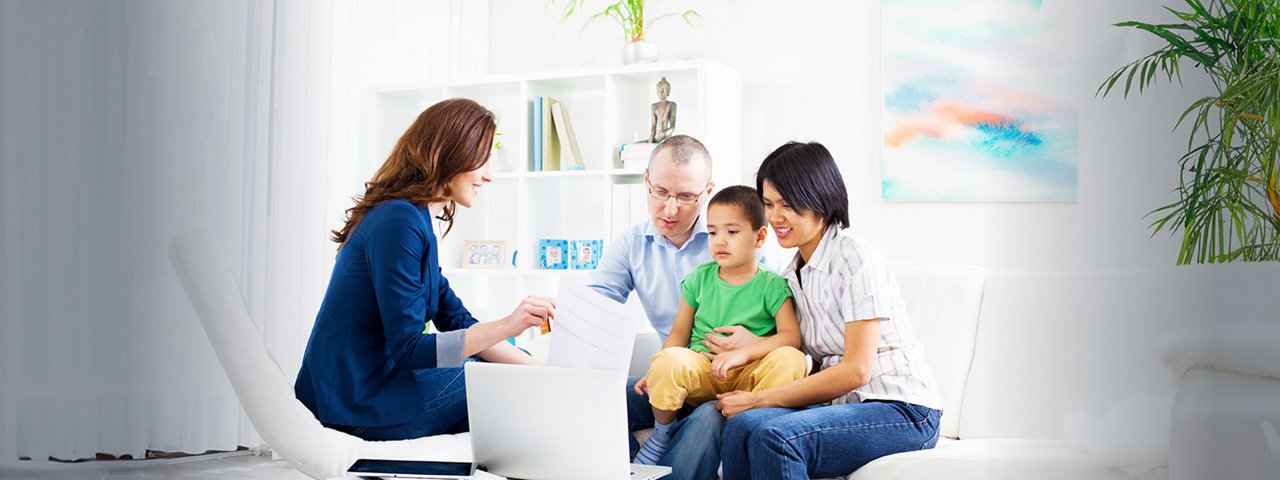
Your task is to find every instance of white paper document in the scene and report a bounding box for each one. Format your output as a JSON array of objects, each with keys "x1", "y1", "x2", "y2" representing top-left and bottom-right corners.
[{"x1": 546, "y1": 278, "x2": 637, "y2": 373}]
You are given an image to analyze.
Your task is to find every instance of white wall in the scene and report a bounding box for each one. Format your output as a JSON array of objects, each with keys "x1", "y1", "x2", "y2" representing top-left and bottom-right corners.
[
  {"x1": 0, "y1": 0, "x2": 488, "y2": 462},
  {"x1": 0, "y1": 0, "x2": 272, "y2": 460},
  {"x1": 489, "y1": 0, "x2": 1192, "y2": 268},
  {"x1": 487, "y1": 0, "x2": 1280, "y2": 443}
]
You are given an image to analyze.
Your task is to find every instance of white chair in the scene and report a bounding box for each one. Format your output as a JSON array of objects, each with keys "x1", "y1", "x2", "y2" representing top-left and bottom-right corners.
[{"x1": 169, "y1": 231, "x2": 470, "y2": 479}]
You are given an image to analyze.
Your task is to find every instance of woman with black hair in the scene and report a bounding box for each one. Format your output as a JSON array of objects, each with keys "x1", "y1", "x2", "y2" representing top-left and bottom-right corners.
[{"x1": 715, "y1": 141, "x2": 944, "y2": 479}]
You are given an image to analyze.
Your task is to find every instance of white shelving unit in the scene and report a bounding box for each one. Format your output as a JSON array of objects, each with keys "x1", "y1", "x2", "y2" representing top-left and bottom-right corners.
[{"x1": 359, "y1": 60, "x2": 742, "y2": 335}]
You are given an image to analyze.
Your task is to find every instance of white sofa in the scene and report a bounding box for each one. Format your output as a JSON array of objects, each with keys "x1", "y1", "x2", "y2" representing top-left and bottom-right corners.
[
  {"x1": 174, "y1": 228, "x2": 1183, "y2": 480},
  {"x1": 843, "y1": 264, "x2": 1132, "y2": 480},
  {"x1": 626, "y1": 263, "x2": 1135, "y2": 480}
]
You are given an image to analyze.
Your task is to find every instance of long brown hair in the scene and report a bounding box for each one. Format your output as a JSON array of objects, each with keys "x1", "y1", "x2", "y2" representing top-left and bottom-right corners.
[{"x1": 332, "y1": 98, "x2": 496, "y2": 246}]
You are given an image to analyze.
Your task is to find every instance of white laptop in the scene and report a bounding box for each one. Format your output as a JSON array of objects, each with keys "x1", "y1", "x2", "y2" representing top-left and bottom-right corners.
[{"x1": 464, "y1": 362, "x2": 670, "y2": 480}]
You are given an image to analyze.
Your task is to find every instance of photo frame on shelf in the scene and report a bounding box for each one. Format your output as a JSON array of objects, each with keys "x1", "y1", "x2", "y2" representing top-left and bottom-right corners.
[
  {"x1": 463, "y1": 240, "x2": 508, "y2": 269},
  {"x1": 570, "y1": 239, "x2": 603, "y2": 270},
  {"x1": 538, "y1": 239, "x2": 569, "y2": 269}
]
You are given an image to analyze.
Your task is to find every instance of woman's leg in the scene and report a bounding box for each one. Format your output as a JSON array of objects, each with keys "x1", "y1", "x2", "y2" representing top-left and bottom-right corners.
[
  {"x1": 746, "y1": 401, "x2": 941, "y2": 479},
  {"x1": 333, "y1": 366, "x2": 469, "y2": 441},
  {"x1": 720, "y1": 407, "x2": 797, "y2": 480},
  {"x1": 413, "y1": 365, "x2": 471, "y2": 435}
]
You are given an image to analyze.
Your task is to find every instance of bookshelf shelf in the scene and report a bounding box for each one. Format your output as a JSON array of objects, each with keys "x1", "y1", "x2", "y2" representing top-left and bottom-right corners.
[{"x1": 360, "y1": 60, "x2": 742, "y2": 335}]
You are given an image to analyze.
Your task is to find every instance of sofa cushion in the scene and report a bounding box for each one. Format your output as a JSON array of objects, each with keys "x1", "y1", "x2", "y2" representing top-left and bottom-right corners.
[
  {"x1": 845, "y1": 439, "x2": 1130, "y2": 480},
  {"x1": 888, "y1": 264, "x2": 985, "y2": 439}
]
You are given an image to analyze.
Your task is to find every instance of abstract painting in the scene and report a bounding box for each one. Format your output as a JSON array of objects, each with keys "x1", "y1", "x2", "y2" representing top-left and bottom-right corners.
[{"x1": 881, "y1": 0, "x2": 1077, "y2": 201}]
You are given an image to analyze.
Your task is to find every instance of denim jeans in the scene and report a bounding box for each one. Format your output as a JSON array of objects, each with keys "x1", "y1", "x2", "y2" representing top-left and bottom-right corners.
[
  {"x1": 626, "y1": 375, "x2": 725, "y2": 480},
  {"x1": 721, "y1": 400, "x2": 941, "y2": 480},
  {"x1": 328, "y1": 366, "x2": 471, "y2": 441}
]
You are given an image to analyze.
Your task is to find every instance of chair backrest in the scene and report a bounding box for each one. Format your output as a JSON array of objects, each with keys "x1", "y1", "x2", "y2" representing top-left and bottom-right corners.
[
  {"x1": 168, "y1": 231, "x2": 463, "y2": 479},
  {"x1": 889, "y1": 263, "x2": 986, "y2": 439}
]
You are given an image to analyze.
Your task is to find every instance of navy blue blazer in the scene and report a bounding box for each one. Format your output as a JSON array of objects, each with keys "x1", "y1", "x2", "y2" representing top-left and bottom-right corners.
[{"x1": 295, "y1": 200, "x2": 478, "y2": 427}]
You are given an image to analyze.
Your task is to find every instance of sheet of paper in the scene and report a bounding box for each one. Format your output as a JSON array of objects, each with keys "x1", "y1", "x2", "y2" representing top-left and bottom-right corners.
[{"x1": 546, "y1": 278, "x2": 637, "y2": 373}]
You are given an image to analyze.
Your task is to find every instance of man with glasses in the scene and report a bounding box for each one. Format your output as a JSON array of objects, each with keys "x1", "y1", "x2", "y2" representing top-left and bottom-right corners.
[{"x1": 588, "y1": 134, "x2": 735, "y2": 480}]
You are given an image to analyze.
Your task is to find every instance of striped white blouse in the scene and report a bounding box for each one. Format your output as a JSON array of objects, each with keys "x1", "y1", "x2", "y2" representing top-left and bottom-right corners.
[{"x1": 783, "y1": 227, "x2": 943, "y2": 410}]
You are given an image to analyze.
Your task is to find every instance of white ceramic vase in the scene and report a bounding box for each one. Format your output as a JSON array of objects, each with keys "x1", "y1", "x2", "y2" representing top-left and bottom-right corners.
[{"x1": 622, "y1": 40, "x2": 659, "y2": 65}]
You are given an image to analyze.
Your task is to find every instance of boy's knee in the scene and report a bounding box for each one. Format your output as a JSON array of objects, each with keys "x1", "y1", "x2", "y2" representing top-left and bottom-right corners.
[
  {"x1": 762, "y1": 346, "x2": 807, "y2": 372},
  {"x1": 649, "y1": 347, "x2": 703, "y2": 372}
]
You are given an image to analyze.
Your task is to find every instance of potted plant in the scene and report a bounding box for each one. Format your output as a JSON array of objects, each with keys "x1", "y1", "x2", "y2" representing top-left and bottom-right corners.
[
  {"x1": 1099, "y1": 0, "x2": 1280, "y2": 264},
  {"x1": 550, "y1": 0, "x2": 700, "y2": 64},
  {"x1": 491, "y1": 131, "x2": 510, "y2": 172}
]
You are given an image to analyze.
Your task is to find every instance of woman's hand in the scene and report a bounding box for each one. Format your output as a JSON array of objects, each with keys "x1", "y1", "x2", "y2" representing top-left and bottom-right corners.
[
  {"x1": 504, "y1": 295, "x2": 555, "y2": 336},
  {"x1": 705, "y1": 349, "x2": 750, "y2": 381},
  {"x1": 716, "y1": 390, "x2": 763, "y2": 419},
  {"x1": 701, "y1": 325, "x2": 764, "y2": 354}
]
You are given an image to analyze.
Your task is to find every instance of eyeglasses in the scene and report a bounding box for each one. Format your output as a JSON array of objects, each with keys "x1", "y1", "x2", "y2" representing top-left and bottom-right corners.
[{"x1": 647, "y1": 179, "x2": 709, "y2": 206}]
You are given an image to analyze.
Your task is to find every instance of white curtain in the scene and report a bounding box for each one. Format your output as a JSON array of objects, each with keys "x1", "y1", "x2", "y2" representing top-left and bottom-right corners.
[{"x1": 0, "y1": 0, "x2": 485, "y2": 463}]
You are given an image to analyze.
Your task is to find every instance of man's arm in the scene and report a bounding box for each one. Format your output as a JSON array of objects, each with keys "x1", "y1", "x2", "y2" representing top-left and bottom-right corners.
[{"x1": 586, "y1": 228, "x2": 636, "y2": 303}]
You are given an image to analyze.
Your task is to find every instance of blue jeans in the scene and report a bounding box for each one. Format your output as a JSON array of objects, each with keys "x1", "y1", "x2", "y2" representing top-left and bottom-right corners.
[
  {"x1": 721, "y1": 400, "x2": 940, "y2": 480},
  {"x1": 626, "y1": 375, "x2": 725, "y2": 480},
  {"x1": 328, "y1": 366, "x2": 471, "y2": 441}
]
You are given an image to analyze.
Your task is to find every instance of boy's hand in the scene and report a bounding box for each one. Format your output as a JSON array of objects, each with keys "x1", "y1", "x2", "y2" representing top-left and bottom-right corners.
[
  {"x1": 708, "y1": 349, "x2": 750, "y2": 381},
  {"x1": 701, "y1": 325, "x2": 763, "y2": 353},
  {"x1": 633, "y1": 377, "x2": 649, "y2": 396}
]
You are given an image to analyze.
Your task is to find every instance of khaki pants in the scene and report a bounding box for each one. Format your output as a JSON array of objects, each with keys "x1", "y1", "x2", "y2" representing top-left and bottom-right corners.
[{"x1": 644, "y1": 346, "x2": 808, "y2": 411}]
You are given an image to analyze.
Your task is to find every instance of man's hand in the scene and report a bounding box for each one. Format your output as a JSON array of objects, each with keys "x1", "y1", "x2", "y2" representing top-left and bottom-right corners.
[
  {"x1": 700, "y1": 325, "x2": 763, "y2": 354},
  {"x1": 633, "y1": 377, "x2": 649, "y2": 396}
]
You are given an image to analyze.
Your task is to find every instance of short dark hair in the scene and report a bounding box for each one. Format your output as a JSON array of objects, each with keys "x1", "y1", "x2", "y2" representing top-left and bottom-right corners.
[
  {"x1": 755, "y1": 142, "x2": 850, "y2": 230},
  {"x1": 709, "y1": 185, "x2": 766, "y2": 231}
]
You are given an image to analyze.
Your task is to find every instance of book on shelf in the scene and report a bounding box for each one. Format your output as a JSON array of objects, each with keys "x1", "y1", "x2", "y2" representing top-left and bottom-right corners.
[
  {"x1": 610, "y1": 183, "x2": 652, "y2": 241},
  {"x1": 531, "y1": 96, "x2": 543, "y2": 171},
  {"x1": 541, "y1": 96, "x2": 561, "y2": 171},
  {"x1": 551, "y1": 102, "x2": 585, "y2": 170},
  {"x1": 618, "y1": 142, "x2": 657, "y2": 170}
]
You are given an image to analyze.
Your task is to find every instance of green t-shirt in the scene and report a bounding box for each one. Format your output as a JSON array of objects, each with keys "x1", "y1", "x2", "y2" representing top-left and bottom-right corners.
[{"x1": 680, "y1": 261, "x2": 793, "y2": 354}]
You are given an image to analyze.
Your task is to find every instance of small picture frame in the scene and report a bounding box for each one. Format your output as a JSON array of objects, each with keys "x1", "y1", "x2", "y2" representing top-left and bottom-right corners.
[
  {"x1": 570, "y1": 239, "x2": 603, "y2": 270},
  {"x1": 538, "y1": 239, "x2": 569, "y2": 270},
  {"x1": 463, "y1": 240, "x2": 508, "y2": 269}
]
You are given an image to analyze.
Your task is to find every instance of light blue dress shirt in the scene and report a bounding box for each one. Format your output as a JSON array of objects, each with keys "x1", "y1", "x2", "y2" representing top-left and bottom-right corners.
[{"x1": 588, "y1": 215, "x2": 710, "y2": 342}]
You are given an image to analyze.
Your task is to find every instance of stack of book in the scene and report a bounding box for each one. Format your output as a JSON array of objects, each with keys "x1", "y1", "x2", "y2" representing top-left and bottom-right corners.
[
  {"x1": 531, "y1": 96, "x2": 585, "y2": 172},
  {"x1": 618, "y1": 143, "x2": 656, "y2": 170}
]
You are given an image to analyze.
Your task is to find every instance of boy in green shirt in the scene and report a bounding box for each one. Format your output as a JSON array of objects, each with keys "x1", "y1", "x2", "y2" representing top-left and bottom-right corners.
[{"x1": 632, "y1": 185, "x2": 807, "y2": 464}]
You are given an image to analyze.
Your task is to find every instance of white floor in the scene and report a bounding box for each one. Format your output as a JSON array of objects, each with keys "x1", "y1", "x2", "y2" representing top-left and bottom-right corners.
[{"x1": 0, "y1": 452, "x2": 311, "y2": 479}]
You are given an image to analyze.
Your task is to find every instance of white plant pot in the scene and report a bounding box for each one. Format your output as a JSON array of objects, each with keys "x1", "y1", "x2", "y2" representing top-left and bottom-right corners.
[{"x1": 622, "y1": 40, "x2": 659, "y2": 65}]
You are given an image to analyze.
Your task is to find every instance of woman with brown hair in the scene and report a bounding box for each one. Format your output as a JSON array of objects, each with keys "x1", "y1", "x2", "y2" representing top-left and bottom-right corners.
[{"x1": 294, "y1": 98, "x2": 553, "y2": 440}]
